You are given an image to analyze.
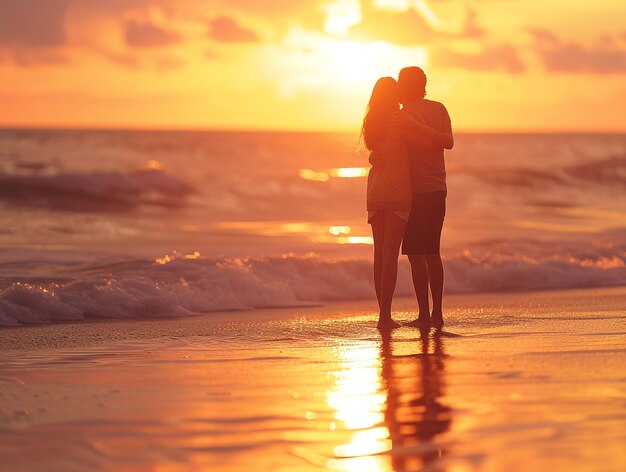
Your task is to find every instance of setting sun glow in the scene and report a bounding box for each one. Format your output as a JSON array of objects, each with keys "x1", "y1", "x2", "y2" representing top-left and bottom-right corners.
[{"x1": 1, "y1": 0, "x2": 623, "y2": 131}]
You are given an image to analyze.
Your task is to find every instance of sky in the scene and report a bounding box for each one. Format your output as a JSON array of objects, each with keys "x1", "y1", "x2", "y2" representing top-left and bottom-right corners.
[{"x1": 0, "y1": 0, "x2": 625, "y2": 132}]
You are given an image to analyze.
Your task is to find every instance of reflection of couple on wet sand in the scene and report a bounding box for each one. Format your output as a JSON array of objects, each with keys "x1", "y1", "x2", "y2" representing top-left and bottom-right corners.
[
  {"x1": 363, "y1": 67, "x2": 454, "y2": 331},
  {"x1": 380, "y1": 329, "x2": 451, "y2": 469}
]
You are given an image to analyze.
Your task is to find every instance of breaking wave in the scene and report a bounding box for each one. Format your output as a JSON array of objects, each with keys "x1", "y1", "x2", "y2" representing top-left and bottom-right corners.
[
  {"x1": 0, "y1": 169, "x2": 192, "y2": 212},
  {"x1": 1, "y1": 242, "x2": 624, "y2": 326},
  {"x1": 462, "y1": 155, "x2": 626, "y2": 189}
]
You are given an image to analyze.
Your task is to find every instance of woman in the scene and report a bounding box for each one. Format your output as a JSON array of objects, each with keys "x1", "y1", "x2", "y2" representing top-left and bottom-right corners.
[{"x1": 363, "y1": 77, "x2": 412, "y2": 330}]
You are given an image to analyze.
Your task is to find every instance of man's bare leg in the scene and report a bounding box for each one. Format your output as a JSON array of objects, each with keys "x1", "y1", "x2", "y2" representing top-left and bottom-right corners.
[
  {"x1": 406, "y1": 255, "x2": 431, "y2": 327},
  {"x1": 426, "y1": 254, "x2": 444, "y2": 329}
]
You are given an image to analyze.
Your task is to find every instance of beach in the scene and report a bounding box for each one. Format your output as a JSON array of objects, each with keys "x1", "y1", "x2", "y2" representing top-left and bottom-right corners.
[
  {"x1": 2, "y1": 1, "x2": 626, "y2": 470},
  {"x1": 1, "y1": 130, "x2": 625, "y2": 471},
  {"x1": 1, "y1": 286, "x2": 625, "y2": 471}
]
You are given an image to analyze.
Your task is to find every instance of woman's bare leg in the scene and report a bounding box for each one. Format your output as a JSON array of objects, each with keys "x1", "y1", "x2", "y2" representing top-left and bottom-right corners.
[
  {"x1": 377, "y1": 212, "x2": 407, "y2": 329},
  {"x1": 370, "y1": 212, "x2": 385, "y2": 312}
]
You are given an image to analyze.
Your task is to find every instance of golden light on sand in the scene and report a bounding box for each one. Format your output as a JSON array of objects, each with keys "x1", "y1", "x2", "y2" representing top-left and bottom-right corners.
[
  {"x1": 327, "y1": 456, "x2": 388, "y2": 472},
  {"x1": 325, "y1": 342, "x2": 390, "y2": 470},
  {"x1": 334, "y1": 427, "x2": 391, "y2": 457},
  {"x1": 326, "y1": 344, "x2": 385, "y2": 429}
]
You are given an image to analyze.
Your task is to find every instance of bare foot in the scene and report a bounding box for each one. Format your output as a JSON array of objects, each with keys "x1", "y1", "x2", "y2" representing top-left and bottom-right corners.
[
  {"x1": 431, "y1": 311, "x2": 444, "y2": 329},
  {"x1": 405, "y1": 315, "x2": 431, "y2": 328},
  {"x1": 377, "y1": 318, "x2": 401, "y2": 331}
]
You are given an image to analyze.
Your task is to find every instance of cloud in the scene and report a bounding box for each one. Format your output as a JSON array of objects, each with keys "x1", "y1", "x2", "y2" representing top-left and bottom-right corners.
[
  {"x1": 89, "y1": 46, "x2": 141, "y2": 69},
  {"x1": 0, "y1": 0, "x2": 71, "y2": 47},
  {"x1": 346, "y1": 2, "x2": 483, "y2": 45},
  {"x1": 124, "y1": 19, "x2": 182, "y2": 48},
  {"x1": 528, "y1": 28, "x2": 558, "y2": 44},
  {"x1": 0, "y1": 48, "x2": 68, "y2": 68},
  {"x1": 530, "y1": 28, "x2": 626, "y2": 74},
  {"x1": 461, "y1": 8, "x2": 485, "y2": 39},
  {"x1": 155, "y1": 56, "x2": 185, "y2": 71},
  {"x1": 0, "y1": 0, "x2": 72, "y2": 66},
  {"x1": 207, "y1": 0, "x2": 323, "y2": 24},
  {"x1": 208, "y1": 16, "x2": 259, "y2": 43},
  {"x1": 347, "y1": 4, "x2": 439, "y2": 45},
  {"x1": 0, "y1": 0, "x2": 181, "y2": 66},
  {"x1": 431, "y1": 44, "x2": 525, "y2": 73}
]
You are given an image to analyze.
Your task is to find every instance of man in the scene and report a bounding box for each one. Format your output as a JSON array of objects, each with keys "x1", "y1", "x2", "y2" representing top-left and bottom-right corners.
[{"x1": 393, "y1": 66, "x2": 454, "y2": 329}]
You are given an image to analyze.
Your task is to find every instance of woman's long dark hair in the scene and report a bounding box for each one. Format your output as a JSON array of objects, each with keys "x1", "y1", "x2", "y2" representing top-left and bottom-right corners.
[{"x1": 362, "y1": 77, "x2": 399, "y2": 151}]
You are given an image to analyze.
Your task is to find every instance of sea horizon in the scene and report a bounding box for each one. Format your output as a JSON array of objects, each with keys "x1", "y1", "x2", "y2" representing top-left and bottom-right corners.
[{"x1": 2, "y1": 125, "x2": 625, "y2": 135}]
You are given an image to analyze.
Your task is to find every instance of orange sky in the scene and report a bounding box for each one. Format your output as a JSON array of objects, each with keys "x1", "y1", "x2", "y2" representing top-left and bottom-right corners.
[{"x1": 1, "y1": 0, "x2": 625, "y2": 132}]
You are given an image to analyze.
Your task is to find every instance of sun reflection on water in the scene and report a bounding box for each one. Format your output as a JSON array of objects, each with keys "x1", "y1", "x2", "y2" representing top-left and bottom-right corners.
[
  {"x1": 330, "y1": 167, "x2": 368, "y2": 178},
  {"x1": 329, "y1": 226, "x2": 351, "y2": 235},
  {"x1": 299, "y1": 169, "x2": 330, "y2": 182},
  {"x1": 327, "y1": 344, "x2": 385, "y2": 430},
  {"x1": 215, "y1": 220, "x2": 373, "y2": 245},
  {"x1": 325, "y1": 343, "x2": 390, "y2": 471},
  {"x1": 299, "y1": 167, "x2": 368, "y2": 181},
  {"x1": 337, "y1": 236, "x2": 373, "y2": 245}
]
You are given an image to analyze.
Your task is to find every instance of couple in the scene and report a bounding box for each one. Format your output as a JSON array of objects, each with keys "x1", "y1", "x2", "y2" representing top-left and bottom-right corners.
[{"x1": 364, "y1": 66, "x2": 454, "y2": 331}]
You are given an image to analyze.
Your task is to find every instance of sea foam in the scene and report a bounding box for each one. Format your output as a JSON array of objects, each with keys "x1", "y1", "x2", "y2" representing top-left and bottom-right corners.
[{"x1": 1, "y1": 245, "x2": 624, "y2": 326}]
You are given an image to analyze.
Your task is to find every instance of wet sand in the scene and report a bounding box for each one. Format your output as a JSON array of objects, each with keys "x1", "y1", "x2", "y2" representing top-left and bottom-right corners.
[{"x1": 1, "y1": 286, "x2": 625, "y2": 471}]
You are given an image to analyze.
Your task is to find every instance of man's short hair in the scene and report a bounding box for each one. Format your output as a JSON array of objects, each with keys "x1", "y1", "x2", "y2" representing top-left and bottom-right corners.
[{"x1": 398, "y1": 66, "x2": 427, "y2": 102}]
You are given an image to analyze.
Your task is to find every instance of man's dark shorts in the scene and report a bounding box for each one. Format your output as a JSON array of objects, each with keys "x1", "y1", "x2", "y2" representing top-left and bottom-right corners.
[{"x1": 402, "y1": 191, "x2": 446, "y2": 256}]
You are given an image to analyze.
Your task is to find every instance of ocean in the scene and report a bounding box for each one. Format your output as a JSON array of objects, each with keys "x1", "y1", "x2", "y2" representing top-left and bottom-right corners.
[{"x1": 0, "y1": 129, "x2": 624, "y2": 325}]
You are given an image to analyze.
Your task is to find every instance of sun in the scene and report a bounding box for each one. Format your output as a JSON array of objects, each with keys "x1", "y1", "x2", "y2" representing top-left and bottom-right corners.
[
  {"x1": 330, "y1": 41, "x2": 380, "y2": 82},
  {"x1": 261, "y1": 29, "x2": 428, "y2": 100},
  {"x1": 324, "y1": 39, "x2": 429, "y2": 85},
  {"x1": 320, "y1": 1, "x2": 429, "y2": 85}
]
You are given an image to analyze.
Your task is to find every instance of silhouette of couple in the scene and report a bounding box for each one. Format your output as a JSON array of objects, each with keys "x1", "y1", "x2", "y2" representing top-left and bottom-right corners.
[{"x1": 363, "y1": 67, "x2": 454, "y2": 331}]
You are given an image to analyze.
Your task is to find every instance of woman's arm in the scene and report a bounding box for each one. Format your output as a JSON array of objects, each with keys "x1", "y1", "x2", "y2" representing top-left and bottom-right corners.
[
  {"x1": 390, "y1": 110, "x2": 454, "y2": 150},
  {"x1": 390, "y1": 111, "x2": 436, "y2": 141}
]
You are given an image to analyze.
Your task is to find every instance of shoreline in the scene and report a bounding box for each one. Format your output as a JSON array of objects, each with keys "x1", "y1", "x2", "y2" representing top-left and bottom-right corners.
[
  {"x1": 1, "y1": 286, "x2": 625, "y2": 471},
  {"x1": 1, "y1": 285, "x2": 624, "y2": 352}
]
